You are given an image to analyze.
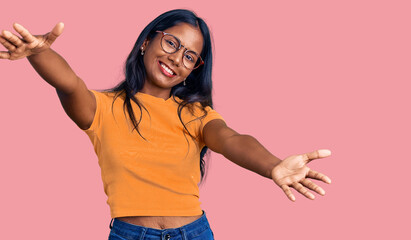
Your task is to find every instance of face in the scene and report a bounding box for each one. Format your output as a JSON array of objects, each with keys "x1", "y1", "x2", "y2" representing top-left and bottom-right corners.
[{"x1": 141, "y1": 23, "x2": 204, "y2": 95}]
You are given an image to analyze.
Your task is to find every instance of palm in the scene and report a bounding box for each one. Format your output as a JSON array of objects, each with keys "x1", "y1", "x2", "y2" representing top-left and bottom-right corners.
[
  {"x1": 0, "y1": 22, "x2": 64, "y2": 60},
  {"x1": 271, "y1": 149, "x2": 332, "y2": 201},
  {"x1": 272, "y1": 156, "x2": 309, "y2": 185}
]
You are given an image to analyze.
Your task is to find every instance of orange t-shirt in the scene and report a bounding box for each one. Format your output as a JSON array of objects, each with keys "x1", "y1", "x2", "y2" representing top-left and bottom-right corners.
[{"x1": 82, "y1": 90, "x2": 225, "y2": 218}]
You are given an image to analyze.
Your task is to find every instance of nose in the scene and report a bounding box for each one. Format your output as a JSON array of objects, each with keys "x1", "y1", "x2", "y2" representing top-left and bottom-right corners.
[{"x1": 167, "y1": 48, "x2": 184, "y2": 67}]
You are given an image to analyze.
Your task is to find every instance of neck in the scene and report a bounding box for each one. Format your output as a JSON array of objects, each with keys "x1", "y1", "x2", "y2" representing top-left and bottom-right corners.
[{"x1": 140, "y1": 85, "x2": 172, "y2": 101}]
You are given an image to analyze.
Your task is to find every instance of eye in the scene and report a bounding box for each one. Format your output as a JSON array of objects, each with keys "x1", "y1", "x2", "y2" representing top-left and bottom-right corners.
[
  {"x1": 184, "y1": 52, "x2": 197, "y2": 63},
  {"x1": 165, "y1": 39, "x2": 178, "y2": 49},
  {"x1": 184, "y1": 54, "x2": 193, "y2": 62}
]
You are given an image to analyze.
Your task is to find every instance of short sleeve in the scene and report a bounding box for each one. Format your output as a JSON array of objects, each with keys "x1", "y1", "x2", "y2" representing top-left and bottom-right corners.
[
  {"x1": 193, "y1": 104, "x2": 225, "y2": 147},
  {"x1": 83, "y1": 90, "x2": 106, "y2": 134},
  {"x1": 199, "y1": 106, "x2": 225, "y2": 132}
]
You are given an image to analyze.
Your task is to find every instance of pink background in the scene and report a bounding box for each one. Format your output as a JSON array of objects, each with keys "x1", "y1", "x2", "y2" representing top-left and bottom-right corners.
[{"x1": 1, "y1": 0, "x2": 409, "y2": 239}]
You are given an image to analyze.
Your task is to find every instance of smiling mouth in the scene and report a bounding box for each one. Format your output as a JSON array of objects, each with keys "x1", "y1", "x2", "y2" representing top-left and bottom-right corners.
[{"x1": 158, "y1": 61, "x2": 176, "y2": 76}]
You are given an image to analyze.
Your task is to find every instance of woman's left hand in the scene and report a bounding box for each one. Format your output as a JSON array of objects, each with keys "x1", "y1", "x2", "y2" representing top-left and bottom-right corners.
[{"x1": 271, "y1": 149, "x2": 332, "y2": 201}]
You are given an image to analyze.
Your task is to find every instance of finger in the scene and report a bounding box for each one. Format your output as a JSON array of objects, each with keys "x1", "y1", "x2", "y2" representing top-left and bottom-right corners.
[
  {"x1": 281, "y1": 185, "x2": 296, "y2": 202},
  {"x1": 291, "y1": 182, "x2": 315, "y2": 200},
  {"x1": 300, "y1": 178, "x2": 325, "y2": 196},
  {"x1": 46, "y1": 22, "x2": 64, "y2": 44},
  {"x1": 0, "y1": 35, "x2": 17, "y2": 51},
  {"x1": 13, "y1": 23, "x2": 38, "y2": 45},
  {"x1": 1, "y1": 30, "x2": 24, "y2": 48},
  {"x1": 306, "y1": 169, "x2": 332, "y2": 184},
  {"x1": 0, "y1": 51, "x2": 11, "y2": 59},
  {"x1": 301, "y1": 149, "x2": 332, "y2": 164}
]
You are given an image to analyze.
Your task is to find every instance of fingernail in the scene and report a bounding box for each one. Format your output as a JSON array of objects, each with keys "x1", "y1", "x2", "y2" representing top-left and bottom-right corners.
[{"x1": 320, "y1": 149, "x2": 332, "y2": 155}]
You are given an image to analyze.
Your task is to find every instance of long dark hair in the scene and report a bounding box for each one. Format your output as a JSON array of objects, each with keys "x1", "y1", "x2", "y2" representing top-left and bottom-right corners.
[{"x1": 104, "y1": 9, "x2": 215, "y2": 185}]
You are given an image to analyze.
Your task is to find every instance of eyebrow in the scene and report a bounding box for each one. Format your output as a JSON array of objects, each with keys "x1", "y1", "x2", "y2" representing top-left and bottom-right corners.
[{"x1": 169, "y1": 32, "x2": 201, "y2": 56}]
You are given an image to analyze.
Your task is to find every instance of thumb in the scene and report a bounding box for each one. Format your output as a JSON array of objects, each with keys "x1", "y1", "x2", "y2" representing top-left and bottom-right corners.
[
  {"x1": 301, "y1": 149, "x2": 332, "y2": 164},
  {"x1": 47, "y1": 22, "x2": 64, "y2": 44}
]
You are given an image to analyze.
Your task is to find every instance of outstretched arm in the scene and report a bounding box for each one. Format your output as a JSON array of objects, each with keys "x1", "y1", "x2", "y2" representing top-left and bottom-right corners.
[
  {"x1": 203, "y1": 119, "x2": 281, "y2": 179},
  {"x1": 0, "y1": 23, "x2": 96, "y2": 130},
  {"x1": 203, "y1": 119, "x2": 332, "y2": 201}
]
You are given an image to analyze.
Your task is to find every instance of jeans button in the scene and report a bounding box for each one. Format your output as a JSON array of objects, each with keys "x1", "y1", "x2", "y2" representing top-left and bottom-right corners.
[{"x1": 165, "y1": 234, "x2": 171, "y2": 239}]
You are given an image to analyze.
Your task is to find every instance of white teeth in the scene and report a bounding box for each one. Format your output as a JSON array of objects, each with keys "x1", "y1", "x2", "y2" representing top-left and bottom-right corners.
[{"x1": 161, "y1": 63, "x2": 174, "y2": 75}]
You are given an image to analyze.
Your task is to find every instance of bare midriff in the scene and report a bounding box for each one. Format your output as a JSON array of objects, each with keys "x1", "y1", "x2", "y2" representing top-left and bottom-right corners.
[{"x1": 116, "y1": 214, "x2": 203, "y2": 230}]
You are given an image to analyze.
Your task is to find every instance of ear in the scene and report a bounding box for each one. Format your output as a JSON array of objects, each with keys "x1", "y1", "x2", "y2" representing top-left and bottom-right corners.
[{"x1": 141, "y1": 39, "x2": 150, "y2": 51}]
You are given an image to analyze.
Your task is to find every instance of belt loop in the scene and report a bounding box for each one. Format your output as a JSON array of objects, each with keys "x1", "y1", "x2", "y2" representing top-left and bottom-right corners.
[
  {"x1": 109, "y1": 218, "x2": 114, "y2": 229},
  {"x1": 180, "y1": 228, "x2": 187, "y2": 240}
]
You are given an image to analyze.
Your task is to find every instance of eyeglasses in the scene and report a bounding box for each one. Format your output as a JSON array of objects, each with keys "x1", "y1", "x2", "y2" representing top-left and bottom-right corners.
[{"x1": 156, "y1": 31, "x2": 204, "y2": 70}]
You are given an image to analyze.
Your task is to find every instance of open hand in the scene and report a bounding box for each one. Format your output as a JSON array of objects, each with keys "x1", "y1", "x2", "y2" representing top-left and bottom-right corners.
[
  {"x1": 0, "y1": 22, "x2": 64, "y2": 60},
  {"x1": 271, "y1": 149, "x2": 332, "y2": 201}
]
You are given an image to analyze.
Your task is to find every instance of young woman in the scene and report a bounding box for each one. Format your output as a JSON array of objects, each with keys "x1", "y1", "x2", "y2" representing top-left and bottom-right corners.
[{"x1": 0, "y1": 9, "x2": 332, "y2": 240}]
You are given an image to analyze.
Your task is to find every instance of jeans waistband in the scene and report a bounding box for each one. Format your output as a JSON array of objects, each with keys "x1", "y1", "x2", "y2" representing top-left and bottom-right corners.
[{"x1": 109, "y1": 210, "x2": 210, "y2": 238}]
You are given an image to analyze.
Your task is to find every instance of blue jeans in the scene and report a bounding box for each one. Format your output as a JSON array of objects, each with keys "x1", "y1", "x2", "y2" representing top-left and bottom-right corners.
[{"x1": 108, "y1": 210, "x2": 215, "y2": 240}]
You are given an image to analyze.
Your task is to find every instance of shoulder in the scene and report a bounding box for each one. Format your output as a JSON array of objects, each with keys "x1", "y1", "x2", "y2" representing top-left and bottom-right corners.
[
  {"x1": 180, "y1": 101, "x2": 219, "y2": 120},
  {"x1": 91, "y1": 89, "x2": 120, "y2": 98},
  {"x1": 189, "y1": 101, "x2": 216, "y2": 113},
  {"x1": 90, "y1": 90, "x2": 124, "y2": 104},
  {"x1": 189, "y1": 102, "x2": 225, "y2": 131}
]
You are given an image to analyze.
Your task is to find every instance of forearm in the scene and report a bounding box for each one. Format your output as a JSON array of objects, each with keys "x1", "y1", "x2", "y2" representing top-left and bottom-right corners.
[
  {"x1": 27, "y1": 48, "x2": 79, "y2": 94},
  {"x1": 221, "y1": 134, "x2": 282, "y2": 179}
]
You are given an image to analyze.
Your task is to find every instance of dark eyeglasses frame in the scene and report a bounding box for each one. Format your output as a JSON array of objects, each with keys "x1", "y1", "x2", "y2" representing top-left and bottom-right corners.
[{"x1": 155, "y1": 31, "x2": 204, "y2": 70}]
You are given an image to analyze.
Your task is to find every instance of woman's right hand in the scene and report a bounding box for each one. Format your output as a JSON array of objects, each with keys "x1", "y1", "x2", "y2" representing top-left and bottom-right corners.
[{"x1": 0, "y1": 22, "x2": 64, "y2": 60}]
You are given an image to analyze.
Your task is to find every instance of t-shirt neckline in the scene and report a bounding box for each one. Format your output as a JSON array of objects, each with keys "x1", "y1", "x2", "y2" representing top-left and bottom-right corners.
[{"x1": 136, "y1": 92, "x2": 180, "y2": 104}]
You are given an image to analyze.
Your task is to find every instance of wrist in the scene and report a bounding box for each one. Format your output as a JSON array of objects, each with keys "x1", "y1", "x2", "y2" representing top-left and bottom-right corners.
[
  {"x1": 27, "y1": 47, "x2": 52, "y2": 60},
  {"x1": 267, "y1": 156, "x2": 282, "y2": 179}
]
